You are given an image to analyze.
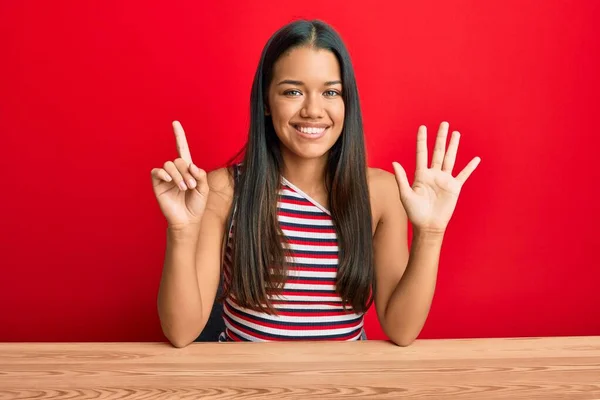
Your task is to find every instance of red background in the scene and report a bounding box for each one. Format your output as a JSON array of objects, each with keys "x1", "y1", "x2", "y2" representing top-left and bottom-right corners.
[{"x1": 1, "y1": 1, "x2": 599, "y2": 342}]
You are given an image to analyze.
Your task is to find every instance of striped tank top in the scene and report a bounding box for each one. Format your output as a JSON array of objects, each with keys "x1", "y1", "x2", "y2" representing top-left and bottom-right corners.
[{"x1": 218, "y1": 166, "x2": 366, "y2": 342}]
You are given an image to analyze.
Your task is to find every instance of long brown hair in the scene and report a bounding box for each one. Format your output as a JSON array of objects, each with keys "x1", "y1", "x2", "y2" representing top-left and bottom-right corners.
[{"x1": 223, "y1": 20, "x2": 374, "y2": 314}]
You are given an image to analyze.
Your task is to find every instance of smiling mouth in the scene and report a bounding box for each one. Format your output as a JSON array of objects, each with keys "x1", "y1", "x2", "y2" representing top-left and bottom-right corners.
[{"x1": 292, "y1": 125, "x2": 329, "y2": 135}]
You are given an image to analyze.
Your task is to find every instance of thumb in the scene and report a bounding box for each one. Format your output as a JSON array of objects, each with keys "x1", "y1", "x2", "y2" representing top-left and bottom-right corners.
[{"x1": 392, "y1": 162, "x2": 412, "y2": 197}]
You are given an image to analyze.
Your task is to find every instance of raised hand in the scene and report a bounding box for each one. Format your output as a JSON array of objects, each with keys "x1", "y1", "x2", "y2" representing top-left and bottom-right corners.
[
  {"x1": 392, "y1": 122, "x2": 481, "y2": 234},
  {"x1": 151, "y1": 121, "x2": 210, "y2": 227}
]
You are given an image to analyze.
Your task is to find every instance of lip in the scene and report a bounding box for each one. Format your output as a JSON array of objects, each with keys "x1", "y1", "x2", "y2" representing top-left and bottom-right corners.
[
  {"x1": 291, "y1": 123, "x2": 331, "y2": 129},
  {"x1": 292, "y1": 124, "x2": 329, "y2": 140}
]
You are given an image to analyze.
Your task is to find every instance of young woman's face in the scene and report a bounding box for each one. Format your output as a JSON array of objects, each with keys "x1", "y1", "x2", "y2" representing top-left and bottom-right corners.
[{"x1": 267, "y1": 46, "x2": 345, "y2": 162}]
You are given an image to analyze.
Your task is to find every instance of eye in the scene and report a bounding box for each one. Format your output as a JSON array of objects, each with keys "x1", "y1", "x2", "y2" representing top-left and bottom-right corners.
[
  {"x1": 324, "y1": 90, "x2": 341, "y2": 97},
  {"x1": 284, "y1": 89, "x2": 302, "y2": 96}
]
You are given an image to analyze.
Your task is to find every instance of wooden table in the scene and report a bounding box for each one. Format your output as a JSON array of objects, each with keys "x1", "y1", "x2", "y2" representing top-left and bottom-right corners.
[{"x1": 1, "y1": 336, "x2": 599, "y2": 399}]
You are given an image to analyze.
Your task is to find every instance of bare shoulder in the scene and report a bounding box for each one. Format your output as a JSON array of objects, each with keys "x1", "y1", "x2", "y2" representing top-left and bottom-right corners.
[
  {"x1": 367, "y1": 167, "x2": 404, "y2": 226},
  {"x1": 367, "y1": 167, "x2": 396, "y2": 187},
  {"x1": 207, "y1": 166, "x2": 234, "y2": 194},
  {"x1": 204, "y1": 166, "x2": 235, "y2": 221}
]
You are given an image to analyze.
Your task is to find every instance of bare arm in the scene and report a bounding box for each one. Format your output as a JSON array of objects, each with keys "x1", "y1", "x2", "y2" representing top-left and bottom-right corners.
[
  {"x1": 372, "y1": 170, "x2": 442, "y2": 347},
  {"x1": 373, "y1": 123, "x2": 480, "y2": 346},
  {"x1": 157, "y1": 223, "x2": 203, "y2": 347},
  {"x1": 157, "y1": 168, "x2": 232, "y2": 348},
  {"x1": 153, "y1": 121, "x2": 233, "y2": 348}
]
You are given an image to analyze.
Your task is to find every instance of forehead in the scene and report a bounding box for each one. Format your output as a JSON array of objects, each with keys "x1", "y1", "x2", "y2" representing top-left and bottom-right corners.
[{"x1": 273, "y1": 46, "x2": 341, "y2": 83}]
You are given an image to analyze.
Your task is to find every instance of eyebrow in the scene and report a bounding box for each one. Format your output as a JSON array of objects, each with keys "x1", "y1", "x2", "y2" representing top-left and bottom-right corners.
[{"x1": 277, "y1": 79, "x2": 342, "y2": 86}]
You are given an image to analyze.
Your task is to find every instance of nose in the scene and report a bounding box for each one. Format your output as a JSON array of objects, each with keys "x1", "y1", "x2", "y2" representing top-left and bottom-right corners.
[{"x1": 300, "y1": 93, "x2": 325, "y2": 119}]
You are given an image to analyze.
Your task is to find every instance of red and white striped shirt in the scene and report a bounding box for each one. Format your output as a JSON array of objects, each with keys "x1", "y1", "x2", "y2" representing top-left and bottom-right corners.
[{"x1": 219, "y1": 175, "x2": 365, "y2": 342}]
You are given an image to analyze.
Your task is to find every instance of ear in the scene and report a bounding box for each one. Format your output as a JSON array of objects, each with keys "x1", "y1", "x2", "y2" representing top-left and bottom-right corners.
[{"x1": 264, "y1": 104, "x2": 270, "y2": 116}]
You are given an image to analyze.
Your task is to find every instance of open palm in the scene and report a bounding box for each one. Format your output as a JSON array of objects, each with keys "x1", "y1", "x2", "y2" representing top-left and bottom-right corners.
[{"x1": 393, "y1": 122, "x2": 481, "y2": 234}]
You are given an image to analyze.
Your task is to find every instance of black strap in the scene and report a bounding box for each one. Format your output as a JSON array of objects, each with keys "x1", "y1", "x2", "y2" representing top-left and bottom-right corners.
[
  {"x1": 233, "y1": 162, "x2": 241, "y2": 180},
  {"x1": 226, "y1": 163, "x2": 241, "y2": 237}
]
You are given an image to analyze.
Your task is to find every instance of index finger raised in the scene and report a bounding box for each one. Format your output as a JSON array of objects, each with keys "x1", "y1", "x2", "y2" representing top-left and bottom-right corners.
[{"x1": 172, "y1": 120, "x2": 193, "y2": 165}]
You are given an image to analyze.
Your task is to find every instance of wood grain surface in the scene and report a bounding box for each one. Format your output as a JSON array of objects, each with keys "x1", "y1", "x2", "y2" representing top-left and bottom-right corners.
[{"x1": 1, "y1": 336, "x2": 599, "y2": 399}]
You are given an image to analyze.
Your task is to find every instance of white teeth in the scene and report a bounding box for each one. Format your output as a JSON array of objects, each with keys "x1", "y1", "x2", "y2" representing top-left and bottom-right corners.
[{"x1": 296, "y1": 126, "x2": 326, "y2": 134}]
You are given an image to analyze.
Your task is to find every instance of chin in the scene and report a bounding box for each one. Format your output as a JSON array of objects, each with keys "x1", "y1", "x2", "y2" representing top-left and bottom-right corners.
[
  {"x1": 278, "y1": 146, "x2": 325, "y2": 162},
  {"x1": 288, "y1": 149, "x2": 328, "y2": 161}
]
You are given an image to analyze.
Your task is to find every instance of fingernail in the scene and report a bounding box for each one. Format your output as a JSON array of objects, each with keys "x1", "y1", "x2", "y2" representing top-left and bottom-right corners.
[
  {"x1": 179, "y1": 181, "x2": 187, "y2": 191},
  {"x1": 188, "y1": 179, "x2": 196, "y2": 188}
]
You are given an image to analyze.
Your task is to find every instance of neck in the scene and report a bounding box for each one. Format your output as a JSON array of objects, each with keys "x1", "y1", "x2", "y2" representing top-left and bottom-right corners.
[{"x1": 280, "y1": 151, "x2": 328, "y2": 197}]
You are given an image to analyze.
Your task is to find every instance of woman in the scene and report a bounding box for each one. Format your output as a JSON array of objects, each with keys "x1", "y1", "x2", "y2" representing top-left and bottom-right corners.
[{"x1": 152, "y1": 19, "x2": 480, "y2": 347}]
